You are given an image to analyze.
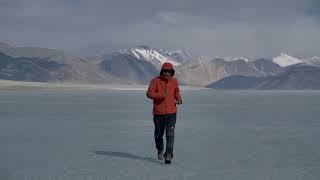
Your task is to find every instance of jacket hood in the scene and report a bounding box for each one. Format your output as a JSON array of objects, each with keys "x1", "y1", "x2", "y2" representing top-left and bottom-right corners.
[
  {"x1": 160, "y1": 62, "x2": 175, "y2": 77},
  {"x1": 161, "y1": 62, "x2": 174, "y2": 70}
]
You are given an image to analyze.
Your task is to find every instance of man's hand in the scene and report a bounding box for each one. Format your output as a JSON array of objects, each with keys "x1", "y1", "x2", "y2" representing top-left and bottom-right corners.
[{"x1": 176, "y1": 99, "x2": 182, "y2": 105}]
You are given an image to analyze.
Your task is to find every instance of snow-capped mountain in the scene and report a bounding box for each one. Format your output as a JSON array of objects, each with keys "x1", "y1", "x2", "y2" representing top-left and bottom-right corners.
[
  {"x1": 223, "y1": 56, "x2": 249, "y2": 62},
  {"x1": 272, "y1": 53, "x2": 303, "y2": 67},
  {"x1": 165, "y1": 49, "x2": 193, "y2": 63},
  {"x1": 175, "y1": 57, "x2": 282, "y2": 86},
  {"x1": 303, "y1": 56, "x2": 320, "y2": 67},
  {"x1": 207, "y1": 66, "x2": 320, "y2": 90},
  {"x1": 311, "y1": 56, "x2": 320, "y2": 61},
  {"x1": 119, "y1": 46, "x2": 180, "y2": 69},
  {"x1": 98, "y1": 46, "x2": 183, "y2": 84}
]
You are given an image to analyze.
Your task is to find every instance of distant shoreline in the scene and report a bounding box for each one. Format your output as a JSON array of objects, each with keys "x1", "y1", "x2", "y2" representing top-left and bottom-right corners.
[
  {"x1": 2, "y1": 80, "x2": 320, "y2": 91},
  {"x1": 0, "y1": 80, "x2": 208, "y2": 91}
]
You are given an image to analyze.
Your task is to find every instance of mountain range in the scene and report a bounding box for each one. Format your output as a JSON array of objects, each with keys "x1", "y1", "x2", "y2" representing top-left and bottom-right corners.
[
  {"x1": 207, "y1": 65, "x2": 320, "y2": 90},
  {"x1": 1, "y1": 42, "x2": 320, "y2": 89}
]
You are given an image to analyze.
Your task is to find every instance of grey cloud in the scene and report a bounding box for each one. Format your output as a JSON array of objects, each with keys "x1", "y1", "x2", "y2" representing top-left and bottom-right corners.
[{"x1": 0, "y1": 0, "x2": 319, "y2": 58}]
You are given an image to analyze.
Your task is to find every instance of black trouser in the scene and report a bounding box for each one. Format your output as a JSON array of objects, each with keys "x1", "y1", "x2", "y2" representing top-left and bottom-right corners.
[{"x1": 153, "y1": 113, "x2": 176, "y2": 157}]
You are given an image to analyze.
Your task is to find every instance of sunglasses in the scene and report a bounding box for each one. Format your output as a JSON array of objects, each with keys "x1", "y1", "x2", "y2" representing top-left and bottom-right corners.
[{"x1": 162, "y1": 69, "x2": 173, "y2": 73}]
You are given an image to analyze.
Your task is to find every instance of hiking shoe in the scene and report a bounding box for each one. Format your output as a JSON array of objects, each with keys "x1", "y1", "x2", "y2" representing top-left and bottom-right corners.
[
  {"x1": 157, "y1": 150, "x2": 164, "y2": 160},
  {"x1": 164, "y1": 154, "x2": 172, "y2": 164}
]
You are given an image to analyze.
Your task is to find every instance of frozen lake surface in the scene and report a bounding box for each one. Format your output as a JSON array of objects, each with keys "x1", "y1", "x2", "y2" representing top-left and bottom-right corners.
[{"x1": 1, "y1": 90, "x2": 320, "y2": 180}]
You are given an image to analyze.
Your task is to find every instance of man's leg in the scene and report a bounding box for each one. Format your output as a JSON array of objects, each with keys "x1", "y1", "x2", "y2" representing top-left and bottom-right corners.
[
  {"x1": 164, "y1": 113, "x2": 177, "y2": 162},
  {"x1": 153, "y1": 114, "x2": 165, "y2": 156}
]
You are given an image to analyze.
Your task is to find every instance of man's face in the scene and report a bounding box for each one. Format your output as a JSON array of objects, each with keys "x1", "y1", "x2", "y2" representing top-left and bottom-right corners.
[{"x1": 162, "y1": 69, "x2": 173, "y2": 77}]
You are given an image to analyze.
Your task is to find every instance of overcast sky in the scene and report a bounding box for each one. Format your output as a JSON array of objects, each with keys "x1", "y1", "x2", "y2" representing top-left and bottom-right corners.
[{"x1": 0, "y1": 0, "x2": 319, "y2": 59}]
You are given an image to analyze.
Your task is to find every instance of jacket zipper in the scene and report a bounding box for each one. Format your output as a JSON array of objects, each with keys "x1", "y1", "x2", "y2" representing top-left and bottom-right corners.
[{"x1": 164, "y1": 82, "x2": 168, "y2": 114}]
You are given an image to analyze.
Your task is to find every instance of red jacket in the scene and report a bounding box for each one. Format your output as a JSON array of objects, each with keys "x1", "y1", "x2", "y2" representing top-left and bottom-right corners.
[{"x1": 146, "y1": 63, "x2": 182, "y2": 115}]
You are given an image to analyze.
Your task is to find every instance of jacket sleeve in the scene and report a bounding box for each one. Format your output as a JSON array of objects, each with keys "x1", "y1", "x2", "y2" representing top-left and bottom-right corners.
[
  {"x1": 174, "y1": 81, "x2": 182, "y2": 101},
  {"x1": 146, "y1": 79, "x2": 163, "y2": 100}
]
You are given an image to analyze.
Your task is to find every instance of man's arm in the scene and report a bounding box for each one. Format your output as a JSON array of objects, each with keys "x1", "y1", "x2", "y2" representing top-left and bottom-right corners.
[
  {"x1": 174, "y1": 82, "x2": 182, "y2": 105},
  {"x1": 146, "y1": 79, "x2": 165, "y2": 100}
]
